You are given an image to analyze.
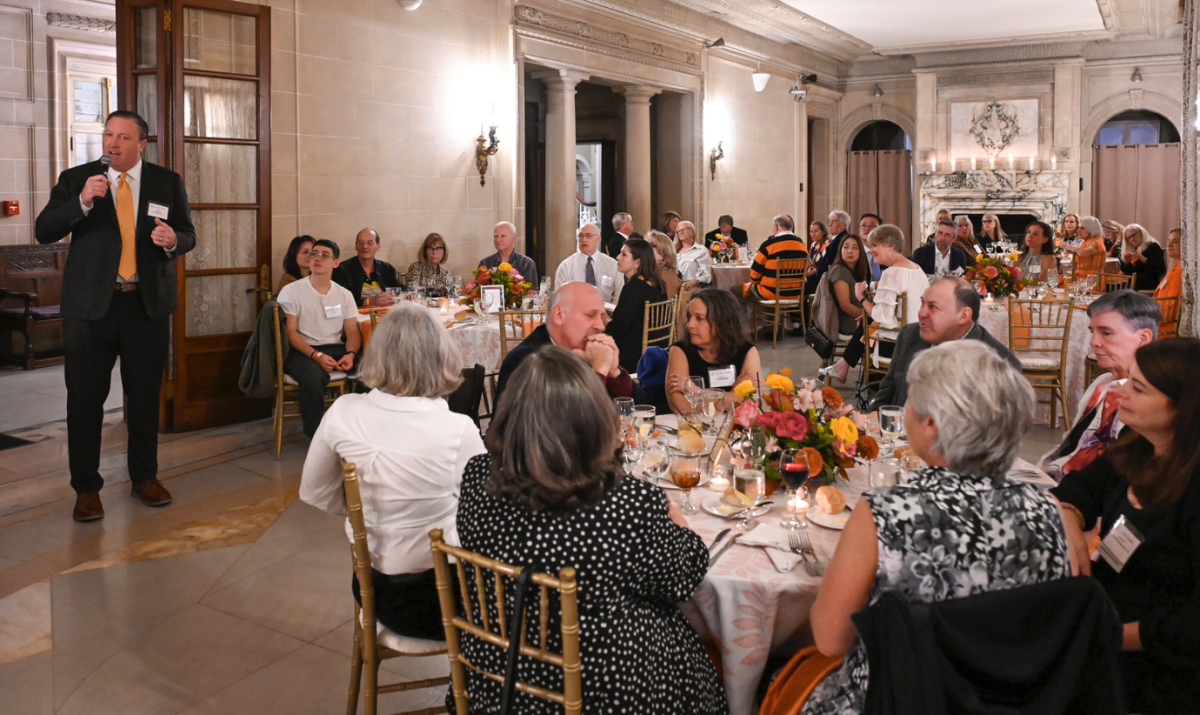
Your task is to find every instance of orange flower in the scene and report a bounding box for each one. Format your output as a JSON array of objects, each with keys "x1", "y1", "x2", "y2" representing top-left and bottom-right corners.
[
  {"x1": 779, "y1": 367, "x2": 794, "y2": 377},
  {"x1": 803, "y1": 447, "x2": 824, "y2": 476},
  {"x1": 856, "y1": 434, "x2": 880, "y2": 461},
  {"x1": 820, "y1": 387, "x2": 843, "y2": 409}
]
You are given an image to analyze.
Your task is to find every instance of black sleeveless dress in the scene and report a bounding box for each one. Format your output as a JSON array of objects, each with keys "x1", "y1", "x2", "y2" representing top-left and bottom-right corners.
[{"x1": 674, "y1": 340, "x2": 753, "y2": 390}]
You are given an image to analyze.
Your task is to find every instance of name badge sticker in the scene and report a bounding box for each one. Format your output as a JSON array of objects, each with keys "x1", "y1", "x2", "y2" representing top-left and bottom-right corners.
[
  {"x1": 600, "y1": 275, "x2": 613, "y2": 287},
  {"x1": 1097, "y1": 514, "x2": 1144, "y2": 573},
  {"x1": 708, "y1": 365, "x2": 736, "y2": 388},
  {"x1": 324, "y1": 304, "x2": 343, "y2": 320},
  {"x1": 147, "y1": 202, "x2": 170, "y2": 220}
]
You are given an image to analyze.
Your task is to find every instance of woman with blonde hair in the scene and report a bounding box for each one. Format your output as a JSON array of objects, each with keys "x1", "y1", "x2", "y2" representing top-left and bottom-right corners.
[
  {"x1": 1102, "y1": 219, "x2": 1124, "y2": 254},
  {"x1": 674, "y1": 219, "x2": 712, "y2": 291},
  {"x1": 979, "y1": 213, "x2": 1006, "y2": 253},
  {"x1": 645, "y1": 230, "x2": 681, "y2": 300},
  {"x1": 953, "y1": 215, "x2": 981, "y2": 262},
  {"x1": 1058, "y1": 212, "x2": 1080, "y2": 241},
  {"x1": 1118, "y1": 223, "x2": 1167, "y2": 291}
]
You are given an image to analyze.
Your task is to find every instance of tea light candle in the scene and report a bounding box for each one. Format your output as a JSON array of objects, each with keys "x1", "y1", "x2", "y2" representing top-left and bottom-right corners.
[
  {"x1": 709, "y1": 473, "x2": 730, "y2": 492},
  {"x1": 787, "y1": 493, "x2": 809, "y2": 516},
  {"x1": 439, "y1": 305, "x2": 449, "y2": 315}
]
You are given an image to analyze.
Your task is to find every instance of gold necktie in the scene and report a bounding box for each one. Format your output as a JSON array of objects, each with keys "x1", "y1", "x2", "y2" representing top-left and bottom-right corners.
[{"x1": 117, "y1": 172, "x2": 137, "y2": 280}]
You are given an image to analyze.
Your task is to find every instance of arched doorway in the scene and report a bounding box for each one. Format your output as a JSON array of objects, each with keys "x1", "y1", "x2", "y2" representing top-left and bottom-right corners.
[
  {"x1": 1091, "y1": 110, "x2": 1181, "y2": 243},
  {"x1": 847, "y1": 120, "x2": 912, "y2": 243}
]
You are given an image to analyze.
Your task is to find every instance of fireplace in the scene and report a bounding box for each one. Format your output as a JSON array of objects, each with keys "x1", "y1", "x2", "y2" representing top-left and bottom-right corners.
[{"x1": 918, "y1": 169, "x2": 1068, "y2": 246}]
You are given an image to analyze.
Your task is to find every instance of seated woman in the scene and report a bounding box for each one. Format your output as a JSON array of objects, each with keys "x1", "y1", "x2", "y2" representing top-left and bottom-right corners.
[
  {"x1": 953, "y1": 214, "x2": 981, "y2": 263},
  {"x1": 1067, "y1": 215, "x2": 1108, "y2": 259},
  {"x1": 665, "y1": 288, "x2": 761, "y2": 414},
  {"x1": 606, "y1": 238, "x2": 668, "y2": 374},
  {"x1": 1102, "y1": 219, "x2": 1124, "y2": 255},
  {"x1": 674, "y1": 220, "x2": 712, "y2": 291},
  {"x1": 299, "y1": 302, "x2": 484, "y2": 640},
  {"x1": 1052, "y1": 338, "x2": 1200, "y2": 714},
  {"x1": 645, "y1": 230, "x2": 681, "y2": 301},
  {"x1": 1155, "y1": 228, "x2": 1182, "y2": 299},
  {"x1": 818, "y1": 225, "x2": 928, "y2": 383},
  {"x1": 1018, "y1": 221, "x2": 1059, "y2": 284},
  {"x1": 454, "y1": 347, "x2": 728, "y2": 715},
  {"x1": 1059, "y1": 212, "x2": 1080, "y2": 244},
  {"x1": 660, "y1": 210, "x2": 681, "y2": 240},
  {"x1": 1118, "y1": 223, "x2": 1167, "y2": 291},
  {"x1": 404, "y1": 232, "x2": 450, "y2": 290},
  {"x1": 276, "y1": 234, "x2": 314, "y2": 293},
  {"x1": 804, "y1": 341, "x2": 1072, "y2": 715},
  {"x1": 827, "y1": 234, "x2": 870, "y2": 338},
  {"x1": 978, "y1": 213, "x2": 1006, "y2": 253}
]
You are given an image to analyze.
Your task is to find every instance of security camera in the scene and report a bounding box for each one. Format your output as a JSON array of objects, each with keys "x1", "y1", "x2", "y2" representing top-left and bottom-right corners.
[{"x1": 790, "y1": 86, "x2": 808, "y2": 102}]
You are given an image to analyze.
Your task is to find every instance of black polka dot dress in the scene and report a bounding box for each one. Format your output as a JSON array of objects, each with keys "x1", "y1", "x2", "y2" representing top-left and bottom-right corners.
[{"x1": 450, "y1": 454, "x2": 729, "y2": 715}]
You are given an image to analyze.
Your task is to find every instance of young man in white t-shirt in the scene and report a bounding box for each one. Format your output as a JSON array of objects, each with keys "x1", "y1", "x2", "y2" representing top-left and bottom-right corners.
[{"x1": 276, "y1": 238, "x2": 362, "y2": 437}]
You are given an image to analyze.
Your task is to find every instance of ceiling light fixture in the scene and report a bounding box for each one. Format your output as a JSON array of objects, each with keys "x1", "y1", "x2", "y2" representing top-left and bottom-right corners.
[
  {"x1": 1132, "y1": 67, "x2": 1143, "y2": 83},
  {"x1": 399, "y1": 0, "x2": 421, "y2": 9},
  {"x1": 706, "y1": 38, "x2": 726, "y2": 49},
  {"x1": 873, "y1": 84, "x2": 884, "y2": 97}
]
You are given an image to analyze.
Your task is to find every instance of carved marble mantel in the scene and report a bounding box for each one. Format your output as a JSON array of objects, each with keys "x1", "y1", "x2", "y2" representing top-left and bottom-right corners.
[{"x1": 918, "y1": 170, "x2": 1069, "y2": 239}]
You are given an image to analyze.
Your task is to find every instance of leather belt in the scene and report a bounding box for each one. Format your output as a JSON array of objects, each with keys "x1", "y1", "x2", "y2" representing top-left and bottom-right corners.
[{"x1": 115, "y1": 282, "x2": 139, "y2": 292}]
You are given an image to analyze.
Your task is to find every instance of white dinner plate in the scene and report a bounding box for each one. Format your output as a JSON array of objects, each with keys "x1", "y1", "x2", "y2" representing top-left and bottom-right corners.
[
  {"x1": 701, "y1": 495, "x2": 769, "y2": 519},
  {"x1": 807, "y1": 508, "x2": 851, "y2": 530}
]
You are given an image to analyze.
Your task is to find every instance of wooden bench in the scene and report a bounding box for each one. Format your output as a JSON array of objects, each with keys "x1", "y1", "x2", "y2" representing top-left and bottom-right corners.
[{"x1": 0, "y1": 244, "x2": 68, "y2": 370}]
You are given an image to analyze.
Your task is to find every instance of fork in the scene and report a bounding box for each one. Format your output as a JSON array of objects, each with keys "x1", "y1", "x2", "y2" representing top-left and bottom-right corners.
[
  {"x1": 797, "y1": 531, "x2": 826, "y2": 576},
  {"x1": 788, "y1": 532, "x2": 820, "y2": 577}
]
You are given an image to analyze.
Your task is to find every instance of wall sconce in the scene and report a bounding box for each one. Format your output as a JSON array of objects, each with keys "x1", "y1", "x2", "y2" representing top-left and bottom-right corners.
[
  {"x1": 1132, "y1": 67, "x2": 1143, "y2": 83},
  {"x1": 873, "y1": 84, "x2": 883, "y2": 97},
  {"x1": 789, "y1": 74, "x2": 817, "y2": 102},
  {"x1": 752, "y1": 72, "x2": 771, "y2": 93},
  {"x1": 709, "y1": 141, "x2": 724, "y2": 181},
  {"x1": 399, "y1": 0, "x2": 421, "y2": 9},
  {"x1": 706, "y1": 38, "x2": 726, "y2": 49},
  {"x1": 475, "y1": 126, "x2": 499, "y2": 187}
]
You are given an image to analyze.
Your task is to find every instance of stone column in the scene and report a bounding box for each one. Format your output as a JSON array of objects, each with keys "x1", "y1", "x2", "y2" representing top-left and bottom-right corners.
[
  {"x1": 617, "y1": 85, "x2": 662, "y2": 234},
  {"x1": 533, "y1": 69, "x2": 589, "y2": 272}
]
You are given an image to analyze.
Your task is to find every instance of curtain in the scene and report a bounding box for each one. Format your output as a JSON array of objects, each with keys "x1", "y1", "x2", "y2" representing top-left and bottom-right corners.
[
  {"x1": 1182, "y1": 0, "x2": 1197, "y2": 335},
  {"x1": 848, "y1": 150, "x2": 913, "y2": 247},
  {"x1": 1092, "y1": 143, "x2": 1182, "y2": 244}
]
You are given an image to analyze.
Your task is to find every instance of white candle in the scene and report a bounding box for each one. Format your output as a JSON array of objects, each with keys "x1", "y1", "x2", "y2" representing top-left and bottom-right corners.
[
  {"x1": 970, "y1": 156, "x2": 977, "y2": 170},
  {"x1": 1051, "y1": 156, "x2": 1057, "y2": 170},
  {"x1": 439, "y1": 305, "x2": 448, "y2": 315},
  {"x1": 1008, "y1": 155, "x2": 1014, "y2": 169},
  {"x1": 950, "y1": 156, "x2": 956, "y2": 171},
  {"x1": 1030, "y1": 156, "x2": 1036, "y2": 170},
  {"x1": 989, "y1": 155, "x2": 995, "y2": 169},
  {"x1": 930, "y1": 157, "x2": 937, "y2": 172},
  {"x1": 788, "y1": 494, "x2": 809, "y2": 516}
]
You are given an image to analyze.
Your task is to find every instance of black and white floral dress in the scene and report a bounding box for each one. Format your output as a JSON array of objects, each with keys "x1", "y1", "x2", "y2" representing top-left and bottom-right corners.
[
  {"x1": 451, "y1": 454, "x2": 729, "y2": 715},
  {"x1": 801, "y1": 467, "x2": 1071, "y2": 715}
]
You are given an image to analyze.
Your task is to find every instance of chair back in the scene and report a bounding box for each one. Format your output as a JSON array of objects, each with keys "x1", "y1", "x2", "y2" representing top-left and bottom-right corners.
[
  {"x1": 642, "y1": 298, "x2": 676, "y2": 353},
  {"x1": 758, "y1": 646, "x2": 843, "y2": 715},
  {"x1": 774, "y1": 258, "x2": 808, "y2": 299},
  {"x1": 447, "y1": 364, "x2": 486, "y2": 428},
  {"x1": 498, "y1": 308, "x2": 547, "y2": 358},
  {"x1": 272, "y1": 302, "x2": 286, "y2": 390},
  {"x1": 1074, "y1": 252, "x2": 1105, "y2": 277},
  {"x1": 341, "y1": 458, "x2": 383, "y2": 664},
  {"x1": 430, "y1": 529, "x2": 582, "y2": 715},
  {"x1": 1006, "y1": 297, "x2": 1073, "y2": 360},
  {"x1": 1095, "y1": 273, "x2": 1133, "y2": 293},
  {"x1": 1155, "y1": 295, "x2": 1181, "y2": 339}
]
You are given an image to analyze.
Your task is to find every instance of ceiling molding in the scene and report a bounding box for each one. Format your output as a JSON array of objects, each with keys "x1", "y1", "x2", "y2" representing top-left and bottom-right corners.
[
  {"x1": 515, "y1": 4, "x2": 700, "y2": 73},
  {"x1": 878, "y1": 29, "x2": 1115, "y2": 58},
  {"x1": 1095, "y1": 0, "x2": 1120, "y2": 31}
]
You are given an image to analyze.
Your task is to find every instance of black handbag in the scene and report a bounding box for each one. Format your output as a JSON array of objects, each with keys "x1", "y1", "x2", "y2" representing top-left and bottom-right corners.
[{"x1": 805, "y1": 324, "x2": 835, "y2": 360}]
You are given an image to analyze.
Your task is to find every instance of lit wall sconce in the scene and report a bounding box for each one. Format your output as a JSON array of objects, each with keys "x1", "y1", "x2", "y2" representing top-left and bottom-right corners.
[
  {"x1": 399, "y1": 0, "x2": 421, "y2": 9},
  {"x1": 1132, "y1": 67, "x2": 1143, "y2": 83},
  {"x1": 709, "y1": 141, "x2": 725, "y2": 181},
  {"x1": 752, "y1": 72, "x2": 771, "y2": 93},
  {"x1": 873, "y1": 84, "x2": 883, "y2": 97},
  {"x1": 475, "y1": 126, "x2": 499, "y2": 187}
]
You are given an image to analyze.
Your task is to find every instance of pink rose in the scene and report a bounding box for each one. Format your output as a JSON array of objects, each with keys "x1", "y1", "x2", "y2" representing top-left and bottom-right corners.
[
  {"x1": 833, "y1": 439, "x2": 857, "y2": 459},
  {"x1": 1010, "y1": 267, "x2": 1023, "y2": 280},
  {"x1": 774, "y1": 412, "x2": 811, "y2": 441},
  {"x1": 734, "y1": 400, "x2": 761, "y2": 429},
  {"x1": 464, "y1": 282, "x2": 477, "y2": 292},
  {"x1": 754, "y1": 412, "x2": 782, "y2": 432},
  {"x1": 983, "y1": 266, "x2": 999, "y2": 279}
]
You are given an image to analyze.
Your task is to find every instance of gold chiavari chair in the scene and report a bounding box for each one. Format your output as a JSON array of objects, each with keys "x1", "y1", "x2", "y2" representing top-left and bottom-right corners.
[
  {"x1": 341, "y1": 459, "x2": 449, "y2": 715},
  {"x1": 1095, "y1": 273, "x2": 1134, "y2": 294},
  {"x1": 1073, "y1": 252, "x2": 1106, "y2": 280},
  {"x1": 861, "y1": 292, "x2": 909, "y2": 393},
  {"x1": 498, "y1": 308, "x2": 547, "y2": 359},
  {"x1": 1007, "y1": 296, "x2": 1075, "y2": 429},
  {"x1": 642, "y1": 297, "x2": 677, "y2": 354},
  {"x1": 750, "y1": 258, "x2": 808, "y2": 348},
  {"x1": 1156, "y1": 295, "x2": 1181, "y2": 339},
  {"x1": 272, "y1": 303, "x2": 348, "y2": 459},
  {"x1": 430, "y1": 529, "x2": 583, "y2": 715}
]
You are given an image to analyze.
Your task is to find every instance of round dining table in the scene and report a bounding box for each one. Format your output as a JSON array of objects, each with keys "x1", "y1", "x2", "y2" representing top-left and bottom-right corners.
[
  {"x1": 712, "y1": 262, "x2": 753, "y2": 294},
  {"x1": 356, "y1": 304, "x2": 510, "y2": 372}
]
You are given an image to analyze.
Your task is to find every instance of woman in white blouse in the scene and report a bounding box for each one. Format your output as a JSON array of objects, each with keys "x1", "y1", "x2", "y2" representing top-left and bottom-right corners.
[
  {"x1": 674, "y1": 220, "x2": 713, "y2": 290},
  {"x1": 819, "y1": 225, "x2": 929, "y2": 383},
  {"x1": 300, "y1": 302, "x2": 485, "y2": 640}
]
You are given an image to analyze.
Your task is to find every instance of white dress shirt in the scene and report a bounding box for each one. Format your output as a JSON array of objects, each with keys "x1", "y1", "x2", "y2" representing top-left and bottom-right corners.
[
  {"x1": 934, "y1": 246, "x2": 952, "y2": 276},
  {"x1": 78, "y1": 159, "x2": 172, "y2": 279},
  {"x1": 300, "y1": 391, "x2": 486, "y2": 575},
  {"x1": 555, "y1": 250, "x2": 625, "y2": 304},
  {"x1": 676, "y1": 243, "x2": 713, "y2": 284}
]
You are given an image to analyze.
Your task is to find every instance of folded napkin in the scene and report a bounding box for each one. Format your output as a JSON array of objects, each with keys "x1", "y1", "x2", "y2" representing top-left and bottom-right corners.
[{"x1": 737, "y1": 523, "x2": 805, "y2": 573}]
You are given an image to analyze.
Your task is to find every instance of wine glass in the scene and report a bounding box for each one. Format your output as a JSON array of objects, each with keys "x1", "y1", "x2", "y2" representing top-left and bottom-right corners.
[
  {"x1": 778, "y1": 448, "x2": 810, "y2": 530},
  {"x1": 633, "y1": 404, "x2": 657, "y2": 443},
  {"x1": 733, "y1": 468, "x2": 766, "y2": 530},
  {"x1": 684, "y1": 376, "x2": 706, "y2": 415},
  {"x1": 540, "y1": 276, "x2": 553, "y2": 296},
  {"x1": 701, "y1": 389, "x2": 724, "y2": 435},
  {"x1": 641, "y1": 439, "x2": 669, "y2": 485},
  {"x1": 878, "y1": 405, "x2": 905, "y2": 451},
  {"x1": 622, "y1": 427, "x2": 643, "y2": 476},
  {"x1": 615, "y1": 397, "x2": 635, "y2": 432},
  {"x1": 746, "y1": 426, "x2": 768, "y2": 469},
  {"x1": 669, "y1": 445, "x2": 704, "y2": 515}
]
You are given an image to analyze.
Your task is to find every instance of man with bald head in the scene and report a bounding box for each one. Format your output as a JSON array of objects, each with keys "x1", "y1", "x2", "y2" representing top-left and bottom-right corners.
[
  {"x1": 333, "y1": 228, "x2": 402, "y2": 307},
  {"x1": 554, "y1": 222, "x2": 624, "y2": 304},
  {"x1": 496, "y1": 282, "x2": 642, "y2": 402},
  {"x1": 480, "y1": 221, "x2": 538, "y2": 285}
]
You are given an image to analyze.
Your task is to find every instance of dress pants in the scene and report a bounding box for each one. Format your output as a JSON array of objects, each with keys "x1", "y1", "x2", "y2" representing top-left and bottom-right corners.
[
  {"x1": 283, "y1": 343, "x2": 358, "y2": 438},
  {"x1": 64, "y1": 288, "x2": 170, "y2": 495},
  {"x1": 842, "y1": 323, "x2": 895, "y2": 368}
]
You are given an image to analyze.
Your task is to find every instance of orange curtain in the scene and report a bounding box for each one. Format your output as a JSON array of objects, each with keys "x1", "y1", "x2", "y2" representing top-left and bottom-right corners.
[
  {"x1": 847, "y1": 150, "x2": 913, "y2": 246},
  {"x1": 1092, "y1": 143, "x2": 1181, "y2": 242}
]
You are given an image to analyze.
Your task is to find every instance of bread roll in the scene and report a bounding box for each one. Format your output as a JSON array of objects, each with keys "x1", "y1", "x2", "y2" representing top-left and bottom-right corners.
[
  {"x1": 815, "y1": 486, "x2": 846, "y2": 514},
  {"x1": 677, "y1": 432, "x2": 706, "y2": 453}
]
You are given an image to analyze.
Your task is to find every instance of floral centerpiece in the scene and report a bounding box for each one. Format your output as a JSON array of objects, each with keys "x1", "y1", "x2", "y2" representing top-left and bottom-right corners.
[
  {"x1": 709, "y1": 234, "x2": 739, "y2": 263},
  {"x1": 464, "y1": 263, "x2": 533, "y2": 310},
  {"x1": 730, "y1": 369, "x2": 879, "y2": 485},
  {"x1": 965, "y1": 255, "x2": 1033, "y2": 298}
]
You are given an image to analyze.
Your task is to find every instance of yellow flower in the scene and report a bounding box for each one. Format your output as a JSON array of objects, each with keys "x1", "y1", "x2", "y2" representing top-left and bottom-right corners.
[
  {"x1": 498, "y1": 262, "x2": 513, "y2": 272},
  {"x1": 1007, "y1": 252, "x2": 1021, "y2": 263},
  {"x1": 733, "y1": 380, "x2": 756, "y2": 400},
  {"x1": 764, "y1": 373, "x2": 794, "y2": 393},
  {"x1": 830, "y1": 416, "x2": 858, "y2": 444}
]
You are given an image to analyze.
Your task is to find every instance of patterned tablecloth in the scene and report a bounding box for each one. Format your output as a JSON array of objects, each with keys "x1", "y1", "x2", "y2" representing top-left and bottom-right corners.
[
  {"x1": 356, "y1": 306, "x2": 506, "y2": 372},
  {"x1": 712, "y1": 263, "x2": 753, "y2": 294}
]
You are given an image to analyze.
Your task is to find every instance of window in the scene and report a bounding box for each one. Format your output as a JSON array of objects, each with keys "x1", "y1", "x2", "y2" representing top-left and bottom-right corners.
[
  {"x1": 1095, "y1": 110, "x2": 1181, "y2": 146},
  {"x1": 66, "y1": 62, "x2": 116, "y2": 168}
]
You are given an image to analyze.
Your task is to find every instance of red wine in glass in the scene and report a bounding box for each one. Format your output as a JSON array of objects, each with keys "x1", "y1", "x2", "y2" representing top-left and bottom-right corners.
[{"x1": 782, "y1": 461, "x2": 810, "y2": 491}]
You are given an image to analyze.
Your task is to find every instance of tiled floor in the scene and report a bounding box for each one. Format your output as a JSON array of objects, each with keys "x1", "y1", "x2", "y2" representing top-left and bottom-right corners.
[
  {"x1": 0, "y1": 336, "x2": 1064, "y2": 715},
  {"x1": 0, "y1": 364, "x2": 123, "y2": 436}
]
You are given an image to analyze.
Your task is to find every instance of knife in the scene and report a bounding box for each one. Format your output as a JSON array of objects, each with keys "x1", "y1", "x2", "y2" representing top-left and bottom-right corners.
[
  {"x1": 708, "y1": 528, "x2": 731, "y2": 554},
  {"x1": 709, "y1": 533, "x2": 740, "y2": 566}
]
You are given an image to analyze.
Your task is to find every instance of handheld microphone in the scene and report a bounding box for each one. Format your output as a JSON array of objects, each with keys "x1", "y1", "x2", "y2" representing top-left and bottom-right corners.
[{"x1": 98, "y1": 155, "x2": 112, "y2": 174}]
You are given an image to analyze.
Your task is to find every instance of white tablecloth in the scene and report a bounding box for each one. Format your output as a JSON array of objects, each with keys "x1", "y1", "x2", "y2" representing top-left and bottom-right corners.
[
  {"x1": 713, "y1": 263, "x2": 752, "y2": 294},
  {"x1": 356, "y1": 306, "x2": 506, "y2": 372}
]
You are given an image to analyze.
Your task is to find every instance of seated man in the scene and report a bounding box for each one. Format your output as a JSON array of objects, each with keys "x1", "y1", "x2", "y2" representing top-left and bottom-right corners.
[
  {"x1": 333, "y1": 228, "x2": 402, "y2": 307},
  {"x1": 1040, "y1": 290, "x2": 1158, "y2": 480},
  {"x1": 277, "y1": 238, "x2": 362, "y2": 438},
  {"x1": 480, "y1": 221, "x2": 538, "y2": 286},
  {"x1": 555, "y1": 222, "x2": 624, "y2": 304},
  {"x1": 868, "y1": 277, "x2": 1019, "y2": 411},
  {"x1": 747, "y1": 214, "x2": 808, "y2": 301},
  {"x1": 912, "y1": 220, "x2": 969, "y2": 276},
  {"x1": 703, "y1": 214, "x2": 749, "y2": 247},
  {"x1": 496, "y1": 282, "x2": 643, "y2": 404}
]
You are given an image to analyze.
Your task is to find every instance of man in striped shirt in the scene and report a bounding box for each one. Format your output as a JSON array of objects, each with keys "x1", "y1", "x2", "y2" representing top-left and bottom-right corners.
[{"x1": 747, "y1": 214, "x2": 809, "y2": 301}]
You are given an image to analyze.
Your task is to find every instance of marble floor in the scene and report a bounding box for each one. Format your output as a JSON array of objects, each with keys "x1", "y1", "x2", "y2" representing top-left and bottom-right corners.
[
  {"x1": 0, "y1": 364, "x2": 124, "y2": 437},
  {"x1": 0, "y1": 338, "x2": 1063, "y2": 715}
]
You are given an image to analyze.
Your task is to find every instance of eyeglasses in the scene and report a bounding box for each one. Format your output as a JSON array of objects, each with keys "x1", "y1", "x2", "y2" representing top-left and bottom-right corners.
[
  {"x1": 429, "y1": 246, "x2": 445, "y2": 252},
  {"x1": 310, "y1": 251, "x2": 336, "y2": 260}
]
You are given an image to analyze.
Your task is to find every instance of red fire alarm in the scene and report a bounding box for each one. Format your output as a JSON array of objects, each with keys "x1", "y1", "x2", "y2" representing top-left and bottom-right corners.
[{"x1": 1, "y1": 201, "x2": 18, "y2": 216}]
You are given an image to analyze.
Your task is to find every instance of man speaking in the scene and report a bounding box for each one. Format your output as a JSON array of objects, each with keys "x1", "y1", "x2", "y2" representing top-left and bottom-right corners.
[{"x1": 35, "y1": 110, "x2": 196, "y2": 522}]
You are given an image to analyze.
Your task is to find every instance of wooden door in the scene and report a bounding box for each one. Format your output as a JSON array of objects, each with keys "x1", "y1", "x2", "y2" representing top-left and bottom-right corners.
[{"x1": 117, "y1": 0, "x2": 271, "y2": 432}]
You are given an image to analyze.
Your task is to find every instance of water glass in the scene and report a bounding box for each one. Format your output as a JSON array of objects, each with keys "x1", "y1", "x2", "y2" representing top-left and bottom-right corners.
[
  {"x1": 615, "y1": 397, "x2": 635, "y2": 432},
  {"x1": 733, "y1": 469, "x2": 766, "y2": 529},
  {"x1": 622, "y1": 428, "x2": 643, "y2": 476},
  {"x1": 633, "y1": 404, "x2": 656, "y2": 442},
  {"x1": 641, "y1": 440, "x2": 669, "y2": 485},
  {"x1": 878, "y1": 405, "x2": 905, "y2": 448}
]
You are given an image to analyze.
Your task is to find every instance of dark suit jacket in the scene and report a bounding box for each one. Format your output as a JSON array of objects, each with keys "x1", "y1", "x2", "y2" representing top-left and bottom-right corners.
[
  {"x1": 704, "y1": 226, "x2": 749, "y2": 247},
  {"x1": 333, "y1": 257, "x2": 402, "y2": 307},
  {"x1": 497, "y1": 325, "x2": 645, "y2": 405},
  {"x1": 912, "y1": 243, "x2": 969, "y2": 276},
  {"x1": 868, "y1": 322, "x2": 1021, "y2": 412},
  {"x1": 35, "y1": 160, "x2": 196, "y2": 321},
  {"x1": 604, "y1": 231, "x2": 631, "y2": 259}
]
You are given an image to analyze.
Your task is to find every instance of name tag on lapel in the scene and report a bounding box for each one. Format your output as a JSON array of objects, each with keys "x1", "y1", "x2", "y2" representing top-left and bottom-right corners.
[{"x1": 148, "y1": 202, "x2": 170, "y2": 220}]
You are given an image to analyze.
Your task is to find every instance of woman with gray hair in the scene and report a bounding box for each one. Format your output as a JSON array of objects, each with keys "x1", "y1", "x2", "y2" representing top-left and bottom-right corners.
[
  {"x1": 299, "y1": 302, "x2": 485, "y2": 640},
  {"x1": 1118, "y1": 223, "x2": 1167, "y2": 291},
  {"x1": 802, "y1": 340, "x2": 1073, "y2": 715},
  {"x1": 674, "y1": 219, "x2": 712, "y2": 290},
  {"x1": 1068, "y1": 215, "x2": 1107, "y2": 258}
]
